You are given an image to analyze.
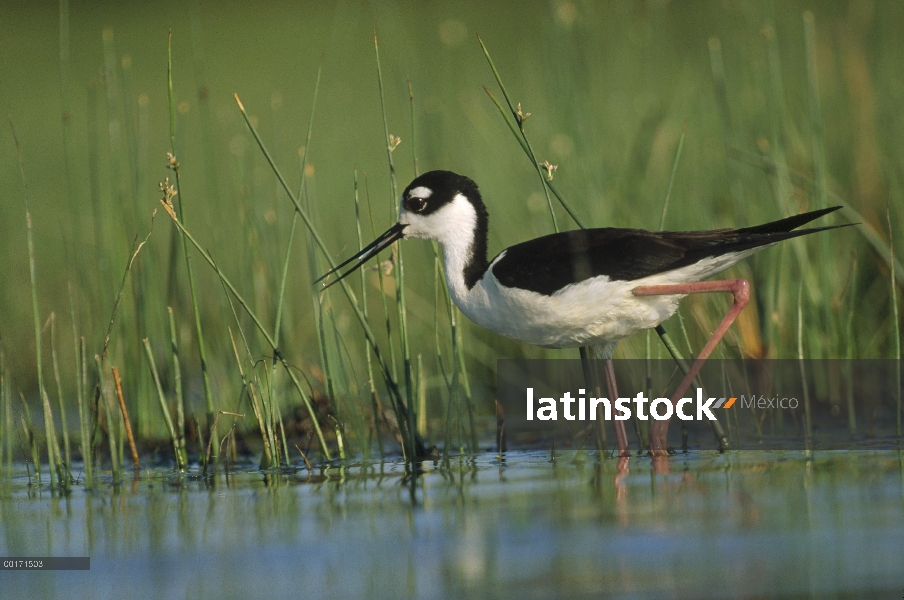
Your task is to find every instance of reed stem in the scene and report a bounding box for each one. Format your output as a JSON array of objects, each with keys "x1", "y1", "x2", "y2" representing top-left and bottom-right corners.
[
  {"x1": 142, "y1": 338, "x2": 186, "y2": 469},
  {"x1": 167, "y1": 307, "x2": 188, "y2": 465},
  {"x1": 50, "y1": 314, "x2": 71, "y2": 475},
  {"x1": 374, "y1": 30, "x2": 418, "y2": 457},
  {"x1": 234, "y1": 94, "x2": 424, "y2": 458},
  {"x1": 161, "y1": 181, "x2": 331, "y2": 459},
  {"x1": 77, "y1": 336, "x2": 92, "y2": 487},
  {"x1": 355, "y1": 171, "x2": 384, "y2": 458},
  {"x1": 95, "y1": 355, "x2": 119, "y2": 476},
  {"x1": 111, "y1": 367, "x2": 139, "y2": 470},
  {"x1": 2, "y1": 348, "x2": 11, "y2": 479},
  {"x1": 227, "y1": 327, "x2": 275, "y2": 468},
  {"x1": 797, "y1": 281, "x2": 812, "y2": 446},
  {"x1": 888, "y1": 204, "x2": 902, "y2": 436},
  {"x1": 167, "y1": 31, "x2": 217, "y2": 457},
  {"x1": 10, "y1": 119, "x2": 60, "y2": 488}
]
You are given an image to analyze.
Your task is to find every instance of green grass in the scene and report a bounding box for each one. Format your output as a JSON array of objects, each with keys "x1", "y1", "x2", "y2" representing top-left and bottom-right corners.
[{"x1": 0, "y1": 2, "x2": 902, "y2": 484}]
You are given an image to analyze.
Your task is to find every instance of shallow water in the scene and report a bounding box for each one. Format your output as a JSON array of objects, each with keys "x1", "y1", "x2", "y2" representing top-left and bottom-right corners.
[{"x1": 1, "y1": 450, "x2": 903, "y2": 599}]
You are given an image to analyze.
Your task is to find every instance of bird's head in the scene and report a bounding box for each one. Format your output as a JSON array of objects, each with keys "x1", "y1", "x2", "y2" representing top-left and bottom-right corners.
[
  {"x1": 398, "y1": 171, "x2": 485, "y2": 245},
  {"x1": 317, "y1": 170, "x2": 486, "y2": 289}
]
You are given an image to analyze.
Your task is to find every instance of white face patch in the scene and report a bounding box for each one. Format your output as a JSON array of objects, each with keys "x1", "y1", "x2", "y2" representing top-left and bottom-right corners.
[
  {"x1": 408, "y1": 186, "x2": 433, "y2": 200},
  {"x1": 400, "y1": 193, "x2": 476, "y2": 244}
]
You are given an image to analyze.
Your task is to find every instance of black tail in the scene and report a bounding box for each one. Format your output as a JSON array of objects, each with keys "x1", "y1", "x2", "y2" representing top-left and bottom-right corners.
[
  {"x1": 735, "y1": 205, "x2": 845, "y2": 235},
  {"x1": 653, "y1": 206, "x2": 854, "y2": 279}
]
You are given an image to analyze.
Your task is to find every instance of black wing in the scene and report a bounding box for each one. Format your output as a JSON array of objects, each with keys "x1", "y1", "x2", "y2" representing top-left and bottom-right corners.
[{"x1": 491, "y1": 206, "x2": 846, "y2": 296}]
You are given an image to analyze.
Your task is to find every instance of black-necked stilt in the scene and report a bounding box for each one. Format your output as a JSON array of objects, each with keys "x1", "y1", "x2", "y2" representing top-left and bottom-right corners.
[{"x1": 318, "y1": 170, "x2": 848, "y2": 456}]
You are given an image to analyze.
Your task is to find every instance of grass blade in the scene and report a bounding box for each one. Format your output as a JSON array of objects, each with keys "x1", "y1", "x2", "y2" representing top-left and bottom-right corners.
[
  {"x1": 167, "y1": 31, "x2": 217, "y2": 457},
  {"x1": 160, "y1": 185, "x2": 331, "y2": 460},
  {"x1": 1, "y1": 346, "x2": 10, "y2": 480},
  {"x1": 275, "y1": 65, "x2": 321, "y2": 348},
  {"x1": 50, "y1": 313, "x2": 71, "y2": 476},
  {"x1": 888, "y1": 204, "x2": 901, "y2": 436},
  {"x1": 167, "y1": 307, "x2": 188, "y2": 467},
  {"x1": 478, "y1": 34, "x2": 583, "y2": 230},
  {"x1": 374, "y1": 29, "x2": 418, "y2": 459},
  {"x1": 94, "y1": 355, "x2": 119, "y2": 477},
  {"x1": 0, "y1": 345, "x2": 5, "y2": 478},
  {"x1": 728, "y1": 146, "x2": 904, "y2": 284},
  {"x1": 77, "y1": 336, "x2": 93, "y2": 487},
  {"x1": 233, "y1": 94, "x2": 424, "y2": 458},
  {"x1": 658, "y1": 123, "x2": 686, "y2": 231},
  {"x1": 10, "y1": 118, "x2": 61, "y2": 488},
  {"x1": 228, "y1": 326, "x2": 275, "y2": 468},
  {"x1": 708, "y1": 36, "x2": 746, "y2": 222},
  {"x1": 111, "y1": 366, "x2": 139, "y2": 471},
  {"x1": 797, "y1": 281, "x2": 812, "y2": 447},
  {"x1": 142, "y1": 339, "x2": 186, "y2": 470},
  {"x1": 355, "y1": 171, "x2": 384, "y2": 458}
]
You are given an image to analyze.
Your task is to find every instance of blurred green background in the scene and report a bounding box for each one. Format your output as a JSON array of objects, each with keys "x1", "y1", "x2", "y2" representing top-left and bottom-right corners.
[{"x1": 0, "y1": 0, "x2": 898, "y2": 451}]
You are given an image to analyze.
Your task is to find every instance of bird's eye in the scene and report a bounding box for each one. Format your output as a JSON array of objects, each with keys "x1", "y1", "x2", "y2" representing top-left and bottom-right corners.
[{"x1": 407, "y1": 196, "x2": 427, "y2": 212}]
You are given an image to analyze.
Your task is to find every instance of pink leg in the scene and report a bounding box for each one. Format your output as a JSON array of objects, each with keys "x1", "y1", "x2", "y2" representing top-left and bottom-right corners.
[
  {"x1": 604, "y1": 358, "x2": 631, "y2": 457},
  {"x1": 633, "y1": 279, "x2": 750, "y2": 456}
]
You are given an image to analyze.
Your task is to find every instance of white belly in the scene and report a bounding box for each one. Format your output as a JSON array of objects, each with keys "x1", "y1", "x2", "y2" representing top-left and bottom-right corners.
[
  {"x1": 456, "y1": 276, "x2": 679, "y2": 348},
  {"x1": 450, "y1": 249, "x2": 759, "y2": 349}
]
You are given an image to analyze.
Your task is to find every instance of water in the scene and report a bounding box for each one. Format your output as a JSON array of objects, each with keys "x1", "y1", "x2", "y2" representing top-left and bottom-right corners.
[{"x1": 1, "y1": 450, "x2": 902, "y2": 599}]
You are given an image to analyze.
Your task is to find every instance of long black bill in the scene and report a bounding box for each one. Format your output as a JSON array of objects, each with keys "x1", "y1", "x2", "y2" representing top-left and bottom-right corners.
[{"x1": 315, "y1": 222, "x2": 407, "y2": 290}]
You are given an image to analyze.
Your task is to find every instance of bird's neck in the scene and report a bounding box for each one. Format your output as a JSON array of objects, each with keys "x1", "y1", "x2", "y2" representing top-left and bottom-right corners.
[{"x1": 438, "y1": 195, "x2": 489, "y2": 300}]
